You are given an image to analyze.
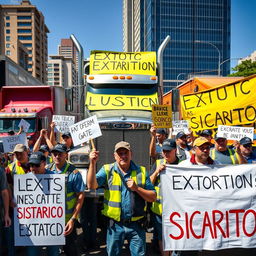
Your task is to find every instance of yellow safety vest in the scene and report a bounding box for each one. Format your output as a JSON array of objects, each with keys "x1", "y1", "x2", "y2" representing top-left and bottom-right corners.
[
  {"x1": 9, "y1": 160, "x2": 27, "y2": 175},
  {"x1": 210, "y1": 148, "x2": 238, "y2": 164},
  {"x1": 102, "y1": 163, "x2": 146, "y2": 222},
  {"x1": 151, "y1": 159, "x2": 166, "y2": 216}
]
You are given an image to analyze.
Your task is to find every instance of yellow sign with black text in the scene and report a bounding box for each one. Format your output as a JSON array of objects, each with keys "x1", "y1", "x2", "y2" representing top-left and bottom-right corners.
[
  {"x1": 152, "y1": 104, "x2": 172, "y2": 128},
  {"x1": 86, "y1": 91, "x2": 158, "y2": 111},
  {"x1": 180, "y1": 75, "x2": 256, "y2": 131},
  {"x1": 89, "y1": 51, "x2": 156, "y2": 75}
]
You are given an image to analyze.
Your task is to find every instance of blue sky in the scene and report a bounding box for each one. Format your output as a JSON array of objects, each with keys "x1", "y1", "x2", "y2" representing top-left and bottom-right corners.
[{"x1": 3, "y1": 0, "x2": 256, "y2": 67}]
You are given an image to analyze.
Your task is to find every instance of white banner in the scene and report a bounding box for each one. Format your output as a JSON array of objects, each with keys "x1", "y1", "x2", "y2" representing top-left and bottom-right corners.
[
  {"x1": 217, "y1": 125, "x2": 254, "y2": 141},
  {"x1": 161, "y1": 164, "x2": 256, "y2": 251},
  {"x1": 69, "y1": 115, "x2": 102, "y2": 146},
  {"x1": 52, "y1": 115, "x2": 75, "y2": 133},
  {"x1": 172, "y1": 120, "x2": 189, "y2": 135},
  {"x1": 14, "y1": 174, "x2": 65, "y2": 246},
  {"x1": 2, "y1": 133, "x2": 27, "y2": 153}
]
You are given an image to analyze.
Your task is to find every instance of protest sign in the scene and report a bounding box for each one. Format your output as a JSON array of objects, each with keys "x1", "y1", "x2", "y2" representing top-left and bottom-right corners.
[
  {"x1": 172, "y1": 120, "x2": 189, "y2": 135},
  {"x1": 152, "y1": 104, "x2": 172, "y2": 128},
  {"x1": 217, "y1": 125, "x2": 254, "y2": 141},
  {"x1": 2, "y1": 133, "x2": 27, "y2": 153},
  {"x1": 18, "y1": 119, "x2": 30, "y2": 133},
  {"x1": 14, "y1": 174, "x2": 65, "y2": 246},
  {"x1": 161, "y1": 164, "x2": 256, "y2": 251},
  {"x1": 180, "y1": 75, "x2": 256, "y2": 131},
  {"x1": 69, "y1": 115, "x2": 102, "y2": 146},
  {"x1": 52, "y1": 115, "x2": 75, "y2": 133}
]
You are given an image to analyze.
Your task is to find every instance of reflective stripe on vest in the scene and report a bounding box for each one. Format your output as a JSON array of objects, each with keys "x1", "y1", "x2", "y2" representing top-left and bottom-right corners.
[
  {"x1": 151, "y1": 159, "x2": 166, "y2": 216},
  {"x1": 9, "y1": 161, "x2": 26, "y2": 175},
  {"x1": 211, "y1": 148, "x2": 237, "y2": 164},
  {"x1": 102, "y1": 163, "x2": 146, "y2": 222}
]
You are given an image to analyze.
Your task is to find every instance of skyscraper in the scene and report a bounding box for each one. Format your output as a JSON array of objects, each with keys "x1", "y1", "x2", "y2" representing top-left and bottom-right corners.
[
  {"x1": 0, "y1": 0, "x2": 49, "y2": 83},
  {"x1": 123, "y1": 0, "x2": 231, "y2": 92}
]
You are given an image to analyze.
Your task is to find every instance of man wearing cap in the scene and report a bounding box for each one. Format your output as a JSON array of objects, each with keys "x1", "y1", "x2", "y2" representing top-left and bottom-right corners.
[
  {"x1": 149, "y1": 125, "x2": 168, "y2": 161},
  {"x1": 210, "y1": 136, "x2": 246, "y2": 165},
  {"x1": 46, "y1": 143, "x2": 85, "y2": 256},
  {"x1": 39, "y1": 144, "x2": 52, "y2": 164},
  {"x1": 88, "y1": 141, "x2": 156, "y2": 256},
  {"x1": 175, "y1": 131, "x2": 192, "y2": 162},
  {"x1": 239, "y1": 137, "x2": 256, "y2": 163},
  {"x1": 61, "y1": 132, "x2": 75, "y2": 151},
  {"x1": 26, "y1": 152, "x2": 59, "y2": 256},
  {"x1": 198, "y1": 129, "x2": 213, "y2": 143},
  {"x1": 150, "y1": 139, "x2": 179, "y2": 256}
]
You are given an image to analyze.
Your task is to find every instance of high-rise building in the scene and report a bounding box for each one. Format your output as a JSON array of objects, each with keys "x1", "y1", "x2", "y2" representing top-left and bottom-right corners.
[
  {"x1": 0, "y1": 0, "x2": 49, "y2": 83},
  {"x1": 123, "y1": 0, "x2": 231, "y2": 92}
]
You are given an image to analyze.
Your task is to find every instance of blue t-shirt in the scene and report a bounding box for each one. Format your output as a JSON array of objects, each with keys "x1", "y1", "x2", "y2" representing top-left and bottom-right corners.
[
  {"x1": 96, "y1": 161, "x2": 155, "y2": 220},
  {"x1": 245, "y1": 152, "x2": 256, "y2": 163}
]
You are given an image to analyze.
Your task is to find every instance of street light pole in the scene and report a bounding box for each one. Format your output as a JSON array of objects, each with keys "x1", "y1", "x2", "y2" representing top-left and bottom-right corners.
[
  {"x1": 195, "y1": 40, "x2": 221, "y2": 76},
  {"x1": 176, "y1": 73, "x2": 186, "y2": 87}
]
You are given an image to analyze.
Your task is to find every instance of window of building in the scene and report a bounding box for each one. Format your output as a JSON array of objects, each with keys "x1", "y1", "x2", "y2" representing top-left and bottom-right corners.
[
  {"x1": 17, "y1": 16, "x2": 31, "y2": 20},
  {"x1": 6, "y1": 29, "x2": 10, "y2": 34},
  {"x1": 18, "y1": 36, "x2": 32, "y2": 40},
  {"x1": 18, "y1": 22, "x2": 31, "y2": 27},
  {"x1": 28, "y1": 64, "x2": 32, "y2": 68},
  {"x1": 6, "y1": 16, "x2": 10, "y2": 20},
  {"x1": 6, "y1": 44, "x2": 10, "y2": 48},
  {"x1": 6, "y1": 36, "x2": 10, "y2": 41},
  {"x1": 6, "y1": 23, "x2": 10, "y2": 27},
  {"x1": 6, "y1": 50, "x2": 10, "y2": 56},
  {"x1": 18, "y1": 29, "x2": 32, "y2": 33},
  {"x1": 23, "y1": 43, "x2": 32, "y2": 47}
]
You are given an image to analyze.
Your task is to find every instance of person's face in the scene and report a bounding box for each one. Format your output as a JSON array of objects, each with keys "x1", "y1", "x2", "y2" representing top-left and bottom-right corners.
[
  {"x1": 177, "y1": 135, "x2": 187, "y2": 146},
  {"x1": 194, "y1": 143, "x2": 211, "y2": 162},
  {"x1": 52, "y1": 151, "x2": 67, "y2": 166},
  {"x1": 27, "y1": 139, "x2": 33, "y2": 146},
  {"x1": 14, "y1": 151, "x2": 28, "y2": 163},
  {"x1": 62, "y1": 136, "x2": 73, "y2": 147},
  {"x1": 114, "y1": 148, "x2": 131, "y2": 171},
  {"x1": 240, "y1": 143, "x2": 253, "y2": 156},
  {"x1": 215, "y1": 138, "x2": 227, "y2": 152},
  {"x1": 162, "y1": 149, "x2": 176, "y2": 163},
  {"x1": 30, "y1": 161, "x2": 46, "y2": 174},
  {"x1": 156, "y1": 133, "x2": 166, "y2": 144}
]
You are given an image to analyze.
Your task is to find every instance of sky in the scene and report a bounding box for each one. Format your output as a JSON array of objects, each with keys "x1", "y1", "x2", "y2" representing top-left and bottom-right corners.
[{"x1": 3, "y1": 0, "x2": 256, "y2": 67}]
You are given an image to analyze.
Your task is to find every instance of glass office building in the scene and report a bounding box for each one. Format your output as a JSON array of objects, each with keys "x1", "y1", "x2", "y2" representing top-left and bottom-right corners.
[{"x1": 123, "y1": 0, "x2": 231, "y2": 92}]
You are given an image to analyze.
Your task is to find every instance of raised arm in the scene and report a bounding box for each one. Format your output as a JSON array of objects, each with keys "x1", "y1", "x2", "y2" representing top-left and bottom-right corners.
[{"x1": 87, "y1": 150, "x2": 99, "y2": 189}]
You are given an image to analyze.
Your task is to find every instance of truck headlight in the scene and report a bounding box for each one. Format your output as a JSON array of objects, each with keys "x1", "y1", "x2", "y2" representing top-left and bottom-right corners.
[{"x1": 69, "y1": 153, "x2": 89, "y2": 165}]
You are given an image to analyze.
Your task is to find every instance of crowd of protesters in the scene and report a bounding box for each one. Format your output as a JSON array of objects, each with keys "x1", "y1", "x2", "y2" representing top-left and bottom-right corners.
[{"x1": 0, "y1": 122, "x2": 256, "y2": 256}]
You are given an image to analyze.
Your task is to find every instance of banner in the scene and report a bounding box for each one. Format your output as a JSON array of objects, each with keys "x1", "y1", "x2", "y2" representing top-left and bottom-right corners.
[
  {"x1": 217, "y1": 125, "x2": 254, "y2": 141},
  {"x1": 180, "y1": 76, "x2": 256, "y2": 131},
  {"x1": 152, "y1": 104, "x2": 172, "y2": 128},
  {"x1": 52, "y1": 115, "x2": 75, "y2": 133},
  {"x1": 18, "y1": 119, "x2": 30, "y2": 133},
  {"x1": 89, "y1": 51, "x2": 156, "y2": 75},
  {"x1": 69, "y1": 115, "x2": 102, "y2": 146},
  {"x1": 85, "y1": 91, "x2": 158, "y2": 111},
  {"x1": 2, "y1": 133, "x2": 27, "y2": 153},
  {"x1": 14, "y1": 174, "x2": 65, "y2": 246},
  {"x1": 162, "y1": 164, "x2": 256, "y2": 251},
  {"x1": 172, "y1": 120, "x2": 190, "y2": 135}
]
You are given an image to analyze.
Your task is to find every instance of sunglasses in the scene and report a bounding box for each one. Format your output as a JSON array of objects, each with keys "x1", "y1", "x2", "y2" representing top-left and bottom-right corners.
[
  {"x1": 197, "y1": 145, "x2": 211, "y2": 151},
  {"x1": 30, "y1": 163, "x2": 40, "y2": 168},
  {"x1": 243, "y1": 144, "x2": 252, "y2": 148}
]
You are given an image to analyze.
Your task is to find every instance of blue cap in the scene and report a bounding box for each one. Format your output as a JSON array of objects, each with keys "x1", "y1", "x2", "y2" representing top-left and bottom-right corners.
[
  {"x1": 240, "y1": 137, "x2": 252, "y2": 145},
  {"x1": 162, "y1": 139, "x2": 176, "y2": 151},
  {"x1": 176, "y1": 131, "x2": 186, "y2": 139},
  {"x1": 51, "y1": 143, "x2": 67, "y2": 153},
  {"x1": 29, "y1": 152, "x2": 46, "y2": 165},
  {"x1": 156, "y1": 128, "x2": 167, "y2": 135}
]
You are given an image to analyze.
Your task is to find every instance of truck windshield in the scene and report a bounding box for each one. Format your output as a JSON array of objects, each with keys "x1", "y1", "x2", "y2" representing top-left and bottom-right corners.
[{"x1": 0, "y1": 118, "x2": 36, "y2": 133}]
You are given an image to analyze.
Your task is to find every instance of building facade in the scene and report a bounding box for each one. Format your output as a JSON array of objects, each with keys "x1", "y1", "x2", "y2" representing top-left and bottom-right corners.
[
  {"x1": 123, "y1": 0, "x2": 231, "y2": 92},
  {"x1": 0, "y1": 0, "x2": 49, "y2": 83}
]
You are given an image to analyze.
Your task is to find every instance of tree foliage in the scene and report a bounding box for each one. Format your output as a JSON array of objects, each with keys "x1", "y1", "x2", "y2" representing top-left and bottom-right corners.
[{"x1": 228, "y1": 59, "x2": 256, "y2": 77}]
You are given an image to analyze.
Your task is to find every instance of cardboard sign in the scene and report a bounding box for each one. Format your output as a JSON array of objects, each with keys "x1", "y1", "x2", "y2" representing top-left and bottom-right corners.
[
  {"x1": 180, "y1": 75, "x2": 256, "y2": 131},
  {"x1": 89, "y1": 51, "x2": 156, "y2": 75},
  {"x1": 14, "y1": 174, "x2": 65, "y2": 246},
  {"x1": 152, "y1": 104, "x2": 172, "y2": 128},
  {"x1": 172, "y1": 120, "x2": 190, "y2": 135},
  {"x1": 69, "y1": 115, "x2": 102, "y2": 146},
  {"x1": 52, "y1": 115, "x2": 75, "y2": 133},
  {"x1": 161, "y1": 164, "x2": 256, "y2": 251},
  {"x1": 217, "y1": 125, "x2": 254, "y2": 141},
  {"x1": 2, "y1": 133, "x2": 27, "y2": 153},
  {"x1": 18, "y1": 119, "x2": 30, "y2": 133}
]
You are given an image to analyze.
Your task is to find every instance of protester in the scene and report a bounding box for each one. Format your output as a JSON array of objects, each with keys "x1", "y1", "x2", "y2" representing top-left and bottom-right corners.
[
  {"x1": 61, "y1": 132, "x2": 74, "y2": 151},
  {"x1": 210, "y1": 135, "x2": 246, "y2": 164},
  {"x1": 46, "y1": 143, "x2": 85, "y2": 256},
  {"x1": 238, "y1": 137, "x2": 256, "y2": 163},
  {"x1": 27, "y1": 135, "x2": 34, "y2": 152},
  {"x1": 39, "y1": 144, "x2": 53, "y2": 164},
  {"x1": 175, "y1": 131, "x2": 192, "y2": 161},
  {"x1": 26, "y1": 152, "x2": 59, "y2": 256},
  {"x1": 33, "y1": 129, "x2": 54, "y2": 153},
  {"x1": 88, "y1": 141, "x2": 156, "y2": 256},
  {"x1": 197, "y1": 129, "x2": 213, "y2": 143},
  {"x1": 185, "y1": 129, "x2": 195, "y2": 147},
  {"x1": 150, "y1": 139, "x2": 179, "y2": 256},
  {"x1": 149, "y1": 125, "x2": 168, "y2": 161}
]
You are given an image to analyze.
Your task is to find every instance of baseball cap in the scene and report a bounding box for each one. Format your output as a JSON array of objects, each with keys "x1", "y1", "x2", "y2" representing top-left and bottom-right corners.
[
  {"x1": 51, "y1": 143, "x2": 67, "y2": 153},
  {"x1": 27, "y1": 135, "x2": 33, "y2": 140},
  {"x1": 200, "y1": 129, "x2": 212, "y2": 136},
  {"x1": 214, "y1": 134, "x2": 226, "y2": 141},
  {"x1": 39, "y1": 144, "x2": 50, "y2": 153},
  {"x1": 114, "y1": 141, "x2": 131, "y2": 152},
  {"x1": 13, "y1": 144, "x2": 27, "y2": 153},
  {"x1": 176, "y1": 131, "x2": 186, "y2": 139},
  {"x1": 29, "y1": 152, "x2": 46, "y2": 165},
  {"x1": 8, "y1": 130, "x2": 15, "y2": 136},
  {"x1": 62, "y1": 132, "x2": 71, "y2": 138},
  {"x1": 162, "y1": 139, "x2": 176, "y2": 151},
  {"x1": 156, "y1": 128, "x2": 167, "y2": 135},
  {"x1": 240, "y1": 137, "x2": 252, "y2": 145},
  {"x1": 193, "y1": 137, "x2": 211, "y2": 147}
]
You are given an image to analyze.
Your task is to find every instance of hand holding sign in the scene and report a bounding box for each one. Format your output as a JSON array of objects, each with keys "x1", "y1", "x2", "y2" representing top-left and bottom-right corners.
[{"x1": 18, "y1": 119, "x2": 30, "y2": 133}]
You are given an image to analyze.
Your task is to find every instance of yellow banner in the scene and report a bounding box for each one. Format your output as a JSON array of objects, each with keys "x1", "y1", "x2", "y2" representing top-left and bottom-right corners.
[
  {"x1": 152, "y1": 104, "x2": 172, "y2": 128},
  {"x1": 89, "y1": 51, "x2": 156, "y2": 75},
  {"x1": 180, "y1": 75, "x2": 256, "y2": 131},
  {"x1": 86, "y1": 91, "x2": 158, "y2": 111}
]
